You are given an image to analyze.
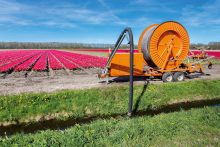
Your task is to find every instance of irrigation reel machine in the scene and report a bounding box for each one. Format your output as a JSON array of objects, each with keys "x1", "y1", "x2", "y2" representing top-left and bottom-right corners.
[
  {"x1": 97, "y1": 21, "x2": 214, "y2": 83},
  {"x1": 97, "y1": 21, "x2": 214, "y2": 115}
]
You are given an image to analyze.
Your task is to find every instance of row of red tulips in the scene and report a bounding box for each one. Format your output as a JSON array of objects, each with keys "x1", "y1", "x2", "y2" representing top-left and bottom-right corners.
[
  {"x1": 50, "y1": 51, "x2": 80, "y2": 69},
  {"x1": 0, "y1": 50, "x2": 34, "y2": 62},
  {"x1": 0, "y1": 50, "x2": 41, "y2": 67},
  {"x1": 0, "y1": 52, "x2": 40, "y2": 72},
  {"x1": 14, "y1": 53, "x2": 43, "y2": 71},
  {"x1": 32, "y1": 51, "x2": 47, "y2": 71},
  {"x1": 53, "y1": 50, "x2": 107, "y2": 68},
  {"x1": 0, "y1": 50, "x2": 108, "y2": 72},
  {"x1": 48, "y1": 51, "x2": 63, "y2": 70},
  {"x1": 50, "y1": 50, "x2": 93, "y2": 68}
]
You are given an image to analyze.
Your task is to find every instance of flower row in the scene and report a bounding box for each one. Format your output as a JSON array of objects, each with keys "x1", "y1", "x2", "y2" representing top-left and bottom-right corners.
[
  {"x1": 50, "y1": 51, "x2": 80, "y2": 69},
  {"x1": 32, "y1": 51, "x2": 47, "y2": 71},
  {"x1": 14, "y1": 53, "x2": 43, "y2": 71},
  {"x1": 0, "y1": 50, "x2": 41, "y2": 67},
  {"x1": 47, "y1": 51, "x2": 63, "y2": 69},
  {"x1": 0, "y1": 53, "x2": 40, "y2": 72},
  {"x1": 0, "y1": 50, "x2": 108, "y2": 72}
]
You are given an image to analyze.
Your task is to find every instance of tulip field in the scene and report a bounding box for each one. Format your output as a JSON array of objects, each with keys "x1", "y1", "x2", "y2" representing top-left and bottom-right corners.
[
  {"x1": 0, "y1": 50, "x2": 107, "y2": 73},
  {"x1": 73, "y1": 49, "x2": 220, "y2": 59}
]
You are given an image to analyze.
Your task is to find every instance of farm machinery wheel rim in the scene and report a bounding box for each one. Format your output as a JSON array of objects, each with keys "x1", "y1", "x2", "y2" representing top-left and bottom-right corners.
[
  {"x1": 174, "y1": 71, "x2": 184, "y2": 82},
  {"x1": 138, "y1": 24, "x2": 159, "y2": 65},
  {"x1": 177, "y1": 75, "x2": 184, "y2": 81},
  {"x1": 167, "y1": 75, "x2": 173, "y2": 82}
]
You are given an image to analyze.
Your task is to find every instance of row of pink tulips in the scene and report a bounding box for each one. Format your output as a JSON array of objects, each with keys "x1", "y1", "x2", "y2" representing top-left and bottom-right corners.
[
  {"x1": 50, "y1": 50, "x2": 92, "y2": 68},
  {"x1": 14, "y1": 52, "x2": 43, "y2": 71},
  {"x1": 52, "y1": 50, "x2": 107, "y2": 68},
  {"x1": 47, "y1": 51, "x2": 63, "y2": 69},
  {"x1": 32, "y1": 51, "x2": 47, "y2": 71},
  {"x1": 50, "y1": 51, "x2": 80, "y2": 69},
  {"x1": 0, "y1": 50, "x2": 41, "y2": 67},
  {"x1": 0, "y1": 53, "x2": 40, "y2": 72},
  {"x1": 0, "y1": 50, "x2": 108, "y2": 72}
]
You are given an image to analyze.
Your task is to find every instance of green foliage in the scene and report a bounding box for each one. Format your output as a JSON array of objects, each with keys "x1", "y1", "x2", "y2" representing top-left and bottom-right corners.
[
  {"x1": 210, "y1": 59, "x2": 220, "y2": 64},
  {"x1": 0, "y1": 106, "x2": 219, "y2": 146},
  {"x1": 68, "y1": 50, "x2": 107, "y2": 57},
  {"x1": 183, "y1": 59, "x2": 220, "y2": 64},
  {"x1": 0, "y1": 79, "x2": 220, "y2": 123}
]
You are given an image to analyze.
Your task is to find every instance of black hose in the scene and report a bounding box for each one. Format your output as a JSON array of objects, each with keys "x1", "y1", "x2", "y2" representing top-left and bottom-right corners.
[
  {"x1": 141, "y1": 26, "x2": 158, "y2": 67},
  {"x1": 123, "y1": 28, "x2": 134, "y2": 116},
  {"x1": 107, "y1": 28, "x2": 134, "y2": 116}
]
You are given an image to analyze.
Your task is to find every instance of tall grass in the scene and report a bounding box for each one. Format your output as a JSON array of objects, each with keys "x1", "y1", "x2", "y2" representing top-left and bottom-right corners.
[
  {"x1": 0, "y1": 79, "x2": 220, "y2": 123},
  {"x1": 0, "y1": 106, "x2": 219, "y2": 146}
]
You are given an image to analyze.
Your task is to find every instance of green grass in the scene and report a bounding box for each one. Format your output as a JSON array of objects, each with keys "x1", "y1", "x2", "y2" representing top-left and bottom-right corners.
[
  {"x1": 210, "y1": 59, "x2": 220, "y2": 64},
  {"x1": 1, "y1": 106, "x2": 219, "y2": 146},
  {"x1": 64, "y1": 50, "x2": 108, "y2": 57},
  {"x1": 183, "y1": 59, "x2": 220, "y2": 65},
  {"x1": 0, "y1": 79, "x2": 220, "y2": 123}
]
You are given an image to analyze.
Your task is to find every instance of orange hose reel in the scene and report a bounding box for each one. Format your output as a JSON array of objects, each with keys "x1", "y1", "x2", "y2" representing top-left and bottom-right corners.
[
  {"x1": 98, "y1": 21, "x2": 214, "y2": 83},
  {"x1": 138, "y1": 21, "x2": 190, "y2": 69}
]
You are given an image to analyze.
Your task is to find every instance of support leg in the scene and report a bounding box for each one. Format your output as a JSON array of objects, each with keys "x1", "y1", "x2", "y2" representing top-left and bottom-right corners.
[{"x1": 106, "y1": 78, "x2": 109, "y2": 84}]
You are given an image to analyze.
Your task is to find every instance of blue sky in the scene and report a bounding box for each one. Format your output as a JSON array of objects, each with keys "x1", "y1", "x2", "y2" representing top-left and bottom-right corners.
[{"x1": 0, "y1": 0, "x2": 220, "y2": 45}]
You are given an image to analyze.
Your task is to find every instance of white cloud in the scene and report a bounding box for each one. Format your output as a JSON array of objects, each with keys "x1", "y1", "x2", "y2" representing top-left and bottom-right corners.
[
  {"x1": 45, "y1": 1, "x2": 127, "y2": 26},
  {"x1": 127, "y1": 0, "x2": 177, "y2": 13},
  {"x1": 180, "y1": 0, "x2": 220, "y2": 26},
  {"x1": 0, "y1": 0, "x2": 34, "y2": 25},
  {"x1": 0, "y1": 0, "x2": 161, "y2": 28},
  {"x1": 41, "y1": 21, "x2": 76, "y2": 28},
  {"x1": 128, "y1": 0, "x2": 154, "y2": 5},
  {"x1": 0, "y1": 0, "x2": 27, "y2": 13}
]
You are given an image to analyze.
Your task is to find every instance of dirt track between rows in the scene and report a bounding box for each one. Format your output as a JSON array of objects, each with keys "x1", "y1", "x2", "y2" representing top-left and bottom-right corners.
[{"x1": 0, "y1": 65, "x2": 220, "y2": 96}]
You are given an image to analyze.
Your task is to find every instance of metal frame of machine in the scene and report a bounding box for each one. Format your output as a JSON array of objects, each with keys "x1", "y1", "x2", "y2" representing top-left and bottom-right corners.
[{"x1": 97, "y1": 21, "x2": 214, "y2": 83}]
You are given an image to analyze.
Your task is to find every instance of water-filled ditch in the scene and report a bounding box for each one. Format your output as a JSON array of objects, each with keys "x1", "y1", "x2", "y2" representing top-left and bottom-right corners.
[{"x1": 0, "y1": 98, "x2": 220, "y2": 137}]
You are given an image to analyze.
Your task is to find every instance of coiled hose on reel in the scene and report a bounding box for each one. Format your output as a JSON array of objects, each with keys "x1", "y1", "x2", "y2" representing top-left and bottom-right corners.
[{"x1": 138, "y1": 21, "x2": 190, "y2": 69}]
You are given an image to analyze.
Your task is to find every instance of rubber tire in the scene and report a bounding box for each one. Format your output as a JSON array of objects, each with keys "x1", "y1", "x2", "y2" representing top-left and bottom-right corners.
[
  {"x1": 208, "y1": 64, "x2": 213, "y2": 69},
  {"x1": 162, "y1": 72, "x2": 173, "y2": 82},
  {"x1": 174, "y1": 71, "x2": 185, "y2": 82}
]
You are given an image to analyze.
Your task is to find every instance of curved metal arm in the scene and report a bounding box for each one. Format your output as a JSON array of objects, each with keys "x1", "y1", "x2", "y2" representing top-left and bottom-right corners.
[
  {"x1": 102, "y1": 28, "x2": 134, "y2": 75},
  {"x1": 101, "y1": 28, "x2": 134, "y2": 116}
]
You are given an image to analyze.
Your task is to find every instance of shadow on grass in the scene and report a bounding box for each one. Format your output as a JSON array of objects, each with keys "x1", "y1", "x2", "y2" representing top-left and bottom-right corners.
[
  {"x1": 1, "y1": 97, "x2": 220, "y2": 137},
  {"x1": 133, "y1": 80, "x2": 149, "y2": 113}
]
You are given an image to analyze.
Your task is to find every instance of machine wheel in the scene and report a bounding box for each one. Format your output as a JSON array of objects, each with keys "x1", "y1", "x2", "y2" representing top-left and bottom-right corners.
[
  {"x1": 162, "y1": 72, "x2": 173, "y2": 82},
  {"x1": 174, "y1": 71, "x2": 185, "y2": 82},
  {"x1": 208, "y1": 63, "x2": 213, "y2": 69}
]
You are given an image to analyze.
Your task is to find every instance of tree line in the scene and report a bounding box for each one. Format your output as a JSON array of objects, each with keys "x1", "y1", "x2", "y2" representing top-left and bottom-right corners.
[
  {"x1": 189, "y1": 42, "x2": 220, "y2": 50},
  {"x1": 0, "y1": 42, "x2": 138, "y2": 50},
  {"x1": 0, "y1": 42, "x2": 219, "y2": 50}
]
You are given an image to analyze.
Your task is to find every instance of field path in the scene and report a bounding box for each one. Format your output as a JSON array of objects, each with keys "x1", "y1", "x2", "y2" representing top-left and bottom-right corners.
[{"x1": 0, "y1": 65, "x2": 220, "y2": 95}]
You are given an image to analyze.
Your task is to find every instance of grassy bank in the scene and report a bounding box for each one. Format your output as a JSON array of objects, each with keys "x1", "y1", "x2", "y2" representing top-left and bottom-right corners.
[
  {"x1": 0, "y1": 79, "x2": 220, "y2": 124},
  {"x1": 183, "y1": 59, "x2": 220, "y2": 64},
  {"x1": 211, "y1": 59, "x2": 220, "y2": 64},
  {"x1": 64, "y1": 50, "x2": 107, "y2": 57},
  {"x1": 1, "y1": 106, "x2": 219, "y2": 146}
]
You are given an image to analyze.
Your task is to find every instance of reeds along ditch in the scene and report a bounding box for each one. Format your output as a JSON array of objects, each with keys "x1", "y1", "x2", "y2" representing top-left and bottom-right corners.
[
  {"x1": 0, "y1": 105, "x2": 220, "y2": 146},
  {"x1": 0, "y1": 79, "x2": 220, "y2": 124}
]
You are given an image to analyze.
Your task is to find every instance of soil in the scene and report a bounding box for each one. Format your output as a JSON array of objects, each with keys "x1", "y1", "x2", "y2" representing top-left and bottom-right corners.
[
  {"x1": 29, "y1": 71, "x2": 48, "y2": 77},
  {"x1": 0, "y1": 65, "x2": 220, "y2": 96}
]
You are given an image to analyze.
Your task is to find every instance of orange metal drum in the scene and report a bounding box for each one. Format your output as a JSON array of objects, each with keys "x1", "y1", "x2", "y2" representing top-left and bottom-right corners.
[{"x1": 138, "y1": 21, "x2": 189, "y2": 69}]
